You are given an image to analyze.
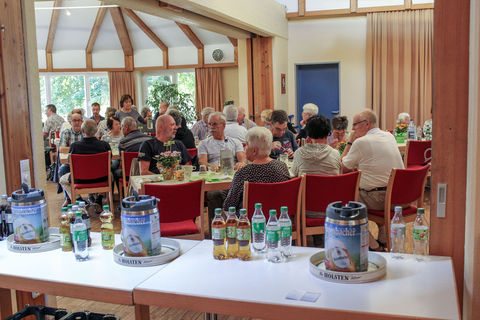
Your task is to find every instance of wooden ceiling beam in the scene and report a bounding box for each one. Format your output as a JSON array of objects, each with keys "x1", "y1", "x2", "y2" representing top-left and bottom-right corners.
[
  {"x1": 109, "y1": 7, "x2": 133, "y2": 56},
  {"x1": 175, "y1": 22, "x2": 203, "y2": 49},
  {"x1": 86, "y1": 5, "x2": 107, "y2": 70},
  {"x1": 45, "y1": 0, "x2": 62, "y2": 70},
  {"x1": 228, "y1": 37, "x2": 238, "y2": 47},
  {"x1": 121, "y1": 8, "x2": 168, "y2": 51}
]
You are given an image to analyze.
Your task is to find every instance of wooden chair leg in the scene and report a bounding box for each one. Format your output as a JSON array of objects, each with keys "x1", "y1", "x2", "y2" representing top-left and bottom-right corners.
[{"x1": 109, "y1": 191, "x2": 114, "y2": 212}]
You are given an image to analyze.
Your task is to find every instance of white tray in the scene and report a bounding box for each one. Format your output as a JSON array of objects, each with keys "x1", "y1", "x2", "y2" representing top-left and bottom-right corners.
[
  {"x1": 113, "y1": 238, "x2": 180, "y2": 267},
  {"x1": 7, "y1": 229, "x2": 60, "y2": 253},
  {"x1": 309, "y1": 250, "x2": 387, "y2": 284}
]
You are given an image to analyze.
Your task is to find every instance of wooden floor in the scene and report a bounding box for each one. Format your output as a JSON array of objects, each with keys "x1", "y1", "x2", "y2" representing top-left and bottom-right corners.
[{"x1": 44, "y1": 179, "x2": 430, "y2": 319}]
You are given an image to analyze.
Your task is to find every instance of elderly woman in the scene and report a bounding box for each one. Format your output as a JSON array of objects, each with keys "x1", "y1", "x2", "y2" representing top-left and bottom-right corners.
[
  {"x1": 96, "y1": 107, "x2": 117, "y2": 138},
  {"x1": 222, "y1": 127, "x2": 291, "y2": 212},
  {"x1": 101, "y1": 116, "x2": 123, "y2": 154},
  {"x1": 397, "y1": 112, "x2": 410, "y2": 125},
  {"x1": 296, "y1": 103, "x2": 319, "y2": 140},
  {"x1": 260, "y1": 109, "x2": 273, "y2": 128},
  {"x1": 166, "y1": 108, "x2": 196, "y2": 149},
  {"x1": 114, "y1": 94, "x2": 146, "y2": 125},
  {"x1": 192, "y1": 107, "x2": 214, "y2": 140},
  {"x1": 328, "y1": 115, "x2": 349, "y2": 148}
]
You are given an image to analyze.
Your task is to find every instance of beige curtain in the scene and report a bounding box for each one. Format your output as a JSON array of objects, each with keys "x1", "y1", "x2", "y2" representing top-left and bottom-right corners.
[
  {"x1": 195, "y1": 68, "x2": 224, "y2": 113},
  {"x1": 108, "y1": 71, "x2": 136, "y2": 109},
  {"x1": 366, "y1": 10, "x2": 433, "y2": 130}
]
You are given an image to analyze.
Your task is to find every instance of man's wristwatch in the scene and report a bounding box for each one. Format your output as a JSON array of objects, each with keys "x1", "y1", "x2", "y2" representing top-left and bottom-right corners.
[{"x1": 347, "y1": 142, "x2": 353, "y2": 145}]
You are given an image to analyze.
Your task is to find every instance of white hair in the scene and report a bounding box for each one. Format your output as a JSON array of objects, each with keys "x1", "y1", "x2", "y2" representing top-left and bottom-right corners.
[
  {"x1": 302, "y1": 103, "x2": 319, "y2": 116},
  {"x1": 209, "y1": 112, "x2": 226, "y2": 124},
  {"x1": 223, "y1": 105, "x2": 239, "y2": 121},
  {"x1": 246, "y1": 127, "x2": 273, "y2": 157},
  {"x1": 397, "y1": 112, "x2": 410, "y2": 123},
  {"x1": 201, "y1": 107, "x2": 214, "y2": 120}
]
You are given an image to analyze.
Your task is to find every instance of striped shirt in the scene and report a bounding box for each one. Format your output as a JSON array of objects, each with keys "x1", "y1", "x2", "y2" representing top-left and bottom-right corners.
[{"x1": 192, "y1": 120, "x2": 209, "y2": 140}]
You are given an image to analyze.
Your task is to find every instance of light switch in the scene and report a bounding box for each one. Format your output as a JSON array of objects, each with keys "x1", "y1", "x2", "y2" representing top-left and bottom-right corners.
[
  {"x1": 20, "y1": 159, "x2": 31, "y2": 187},
  {"x1": 437, "y1": 183, "x2": 447, "y2": 218}
]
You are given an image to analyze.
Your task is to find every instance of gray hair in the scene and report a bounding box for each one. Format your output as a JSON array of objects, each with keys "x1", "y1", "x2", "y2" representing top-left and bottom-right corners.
[
  {"x1": 246, "y1": 127, "x2": 273, "y2": 157},
  {"x1": 208, "y1": 112, "x2": 226, "y2": 124},
  {"x1": 359, "y1": 109, "x2": 378, "y2": 127},
  {"x1": 223, "y1": 105, "x2": 238, "y2": 121},
  {"x1": 121, "y1": 116, "x2": 137, "y2": 129},
  {"x1": 166, "y1": 108, "x2": 182, "y2": 126},
  {"x1": 140, "y1": 107, "x2": 150, "y2": 119},
  {"x1": 302, "y1": 103, "x2": 319, "y2": 116},
  {"x1": 397, "y1": 112, "x2": 410, "y2": 123},
  {"x1": 200, "y1": 107, "x2": 214, "y2": 120},
  {"x1": 82, "y1": 119, "x2": 98, "y2": 137}
]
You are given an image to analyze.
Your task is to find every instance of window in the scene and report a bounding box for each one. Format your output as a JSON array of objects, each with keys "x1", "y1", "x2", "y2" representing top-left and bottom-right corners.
[{"x1": 39, "y1": 72, "x2": 110, "y2": 120}]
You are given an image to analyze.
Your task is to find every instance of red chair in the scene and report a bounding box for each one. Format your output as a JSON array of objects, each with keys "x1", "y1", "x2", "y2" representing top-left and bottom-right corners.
[
  {"x1": 187, "y1": 148, "x2": 198, "y2": 159},
  {"x1": 301, "y1": 171, "x2": 361, "y2": 247},
  {"x1": 243, "y1": 177, "x2": 303, "y2": 246},
  {"x1": 69, "y1": 151, "x2": 113, "y2": 211},
  {"x1": 367, "y1": 164, "x2": 430, "y2": 251},
  {"x1": 119, "y1": 151, "x2": 138, "y2": 198},
  {"x1": 143, "y1": 180, "x2": 205, "y2": 239},
  {"x1": 404, "y1": 140, "x2": 432, "y2": 169}
]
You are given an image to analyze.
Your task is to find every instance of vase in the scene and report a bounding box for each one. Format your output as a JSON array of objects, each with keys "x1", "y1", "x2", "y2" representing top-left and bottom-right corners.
[
  {"x1": 395, "y1": 132, "x2": 406, "y2": 143},
  {"x1": 159, "y1": 162, "x2": 179, "y2": 181}
]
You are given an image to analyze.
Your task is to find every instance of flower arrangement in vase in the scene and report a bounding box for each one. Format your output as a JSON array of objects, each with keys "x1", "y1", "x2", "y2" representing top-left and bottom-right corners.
[
  {"x1": 154, "y1": 141, "x2": 181, "y2": 180},
  {"x1": 393, "y1": 123, "x2": 408, "y2": 143}
]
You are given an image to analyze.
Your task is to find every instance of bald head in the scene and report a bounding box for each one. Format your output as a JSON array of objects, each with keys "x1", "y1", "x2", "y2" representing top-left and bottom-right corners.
[
  {"x1": 357, "y1": 109, "x2": 377, "y2": 127},
  {"x1": 156, "y1": 115, "x2": 177, "y2": 142}
]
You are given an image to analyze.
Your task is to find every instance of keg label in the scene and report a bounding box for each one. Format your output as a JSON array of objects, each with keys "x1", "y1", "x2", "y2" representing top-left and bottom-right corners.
[
  {"x1": 12, "y1": 202, "x2": 49, "y2": 244},
  {"x1": 121, "y1": 212, "x2": 161, "y2": 257}
]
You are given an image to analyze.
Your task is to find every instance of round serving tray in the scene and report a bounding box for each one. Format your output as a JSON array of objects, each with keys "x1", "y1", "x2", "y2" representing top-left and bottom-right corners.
[
  {"x1": 113, "y1": 238, "x2": 180, "y2": 267},
  {"x1": 7, "y1": 228, "x2": 60, "y2": 253},
  {"x1": 309, "y1": 250, "x2": 387, "y2": 284}
]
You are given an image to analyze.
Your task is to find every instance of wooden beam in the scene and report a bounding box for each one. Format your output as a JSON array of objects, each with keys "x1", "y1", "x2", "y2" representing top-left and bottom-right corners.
[
  {"x1": 46, "y1": 52, "x2": 53, "y2": 71},
  {"x1": 405, "y1": 0, "x2": 412, "y2": 9},
  {"x1": 350, "y1": 0, "x2": 358, "y2": 13},
  {"x1": 175, "y1": 22, "x2": 203, "y2": 49},
  {"x1": 104, "y1": 0, "x2": 250, "y2": 39},
  {"x1": 228, "y1": 37, "x2": 238, "y2": 47},
  {"x1": 298, "y1": 0, "x2": 305, "y2": 17},
  {"x1": 45, "y1": 0, "x2": 62, "y2": 54},
  {"x1": 198, "y1": 48, "x2": 204, "y2": 67},
  {"x1": 86, "y1": 6, "x2": 107, "y2": 70},
  {"x1": 109, "y1": 7, "x2": 133, "y2": 56},
  {"x1": 121, "y1": 8, "x2": 168, "y2": 51}
]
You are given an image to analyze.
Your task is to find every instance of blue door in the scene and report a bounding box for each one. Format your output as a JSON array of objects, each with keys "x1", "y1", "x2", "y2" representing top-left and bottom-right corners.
[{"x1": 296, "y1": 63, "x2": 340, "y2": 125}]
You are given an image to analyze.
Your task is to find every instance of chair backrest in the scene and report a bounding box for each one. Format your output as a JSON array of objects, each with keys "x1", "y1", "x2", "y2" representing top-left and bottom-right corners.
[
  {"x1": 243, "y1": 177, "x2": 303, "y2": 220},
  {"x1": 404, "y1": 140, "x2": 432, "y2": 167},
  {"x1": 304, "y1": 171, "x2": 361, "y2": 213},
  {"x1": 187, "y1": 148, "x2": 198, "y2": 159},
  {"x1": 121, "y1": 151, "x2": 138, "y2": 180},
  {"x1": 70, "y1": 152, "x2": 110, "y2": 184},
  {"x1": 388, "y1": 164, "x2": 430, "y2": 205},
  {"x1": 143, "y1": 180, "x2": 204, "y2": 223}
]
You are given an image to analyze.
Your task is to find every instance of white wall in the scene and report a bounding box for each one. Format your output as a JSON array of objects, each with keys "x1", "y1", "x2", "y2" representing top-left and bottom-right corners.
[
  {"x1": 287, "y1": 16, "x2": 367, "y2": 126},
  {"x1": 272, "y1": 37, "x2": 289, "y2": 110}
]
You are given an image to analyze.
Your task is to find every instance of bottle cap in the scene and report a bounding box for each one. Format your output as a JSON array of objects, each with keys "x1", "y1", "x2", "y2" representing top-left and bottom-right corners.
[
  {"x1": 239, "y1": 208, "x2": 247, "y2": 215},
  {"x1": 1, "y1": 195, "x2": 7, "y2": 200},
  {"x1": 394, "y1": 206, "x2": 402, "y2": 212},
  {"x1": 75, "y1": 212, "x2": 82, "y2": 217},
  {"x1": 72, "y1": 205, "x2": 79, "y2": 211},
  {"x1": 214, "y1": 208, "x2": 222, "y2": 214},
  {"x1": 255, "y1": 203, "x2": 262, "y2": 209},
  {"x1": 269, "y1": 209, "x2": 277, "y2": 216},
  {"x1": 75, "y1": 201, "x2": 80, "y2": 205},
  {"x1": 61, "y1": 207, "x2": 67, "y2": 212},
  {"x1": 103, "y1": 205, "x2": 110, "y2": 210},
  {"x1": 79, "y1": 201, "x2": 86, "y2": 207},
  {"x1": 280, "y1": 206, "x2": 288, "y2": 213},
  {"x1": 67, "y1": 204, "x2": 73, "y2": 209},
  {"x1": 417, "y1": 208, "x2": 425, "y2": 214},
  {"x1": 228, "y1": 207, "x2": 236, "y2": 213}
]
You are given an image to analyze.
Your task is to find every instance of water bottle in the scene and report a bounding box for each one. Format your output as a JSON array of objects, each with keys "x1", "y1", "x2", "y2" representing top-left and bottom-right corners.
[
  {"x1": 251, "y1": 203, "x2": 266, "y2": 252},
  {"x1": 266, "y1": 209, "x2": 281, "y2": 263},
  {"x1": 72, "y1": 211, "x2": 89, "y2": 261},
  {"x1": 78, "y1": 201, "x2": 91, "y2": 247},
  {"x1": 278, "y1": 206, "x2": 292, "y2": 258},
  {"x1": 390, "y1": 206, "x2": 406, "y2": 257},
  {"x1": 413, "y1": 208, "x2": 429, "y2": 258},
  {"x1": 407, "y1": 119, "x2": 417, "y2": 140}
]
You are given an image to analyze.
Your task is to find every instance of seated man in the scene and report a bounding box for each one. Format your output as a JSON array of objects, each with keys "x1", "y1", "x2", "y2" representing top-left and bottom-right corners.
[
  {"x1": 138, "y1": 115, "x2": 191, "y2": 175},
  {"x1": 296, "y1": 103, "x2": 318, "y2": 140},
  {"x1": 223, "y1": 105, "x2": 247, "y2": 143},
  {"x1": 119, "y1": 116, "x2": 152, "y2": 153},
  {"x1": 341, "y1": 109, "x2": 404, "y2": 250},
  {"x1": 269, "y1": 110, "x2": 298, "y2": 159},
  {"x1": 43, "y1": 104, "x2": 65, "y2": 139},
  {"x1": 89, "y1": 102, "x2": 105, "y2": 125},
  {"x1": 198, "y1": 112, "x2": 247, "y2": 171},
  {"x1": 59, "y1": 119, "x2": 111, "y2": 206},
  {"x1": 291, "y1": 115, "x2": 340, "y2": 177},
  {"x1": 237, "y1": 106, "x2": 256, "y2": 130},
  {"x1": 328, "y1": 115, "x2": 349, "y2": 148}
]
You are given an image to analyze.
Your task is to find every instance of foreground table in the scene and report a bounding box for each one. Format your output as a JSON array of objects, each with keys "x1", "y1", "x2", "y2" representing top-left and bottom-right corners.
[
  {"x1": 0, "y1": 233, "x2": 199, "y2": 319},
  {"x1": 134, "y1": 240, "x2": 460, "y2": 320}
]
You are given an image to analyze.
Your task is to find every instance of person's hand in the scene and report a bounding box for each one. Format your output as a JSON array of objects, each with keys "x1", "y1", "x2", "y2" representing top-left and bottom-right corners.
[
  {"x1": 208, "y1": 163, "x2": 219, "y2": 172},
  {"x1": 286, "y1": 148, "x2": 294, "y2": 159},
  {"x1": 349, "y1": 131, "x2": 358, "y2": 144},
  {"x1": 272, "y1": 141, "x2": 282, "y2": 150},
  {"x1": 300, "y1": 119, "x2": 306, "y2": 127},
  {"x1": 234, "y1": 162, "x2": 246, "y2": 170},
  {"x1": 330, "y1": 138, "x2": 339, "y2": 148}
]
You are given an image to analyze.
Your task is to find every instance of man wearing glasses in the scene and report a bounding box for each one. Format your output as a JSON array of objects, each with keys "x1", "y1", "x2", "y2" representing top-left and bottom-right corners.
[
  {"x1": 269, "y1": 110, "x2": 298, "y2": 160},
  {"x1": 341, "y1": 109, "x2": 404, "y2": 250}
]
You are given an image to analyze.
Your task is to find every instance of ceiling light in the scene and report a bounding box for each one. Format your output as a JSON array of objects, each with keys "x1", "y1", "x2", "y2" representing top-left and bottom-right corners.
[{"x1": 66, "y1": 9, "x2": 71, "y2": 16}]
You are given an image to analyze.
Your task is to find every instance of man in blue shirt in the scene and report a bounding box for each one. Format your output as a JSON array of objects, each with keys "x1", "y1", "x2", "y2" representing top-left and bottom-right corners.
[{"x1": 269, "y1": 110, "x2": 298, "y2": 159}]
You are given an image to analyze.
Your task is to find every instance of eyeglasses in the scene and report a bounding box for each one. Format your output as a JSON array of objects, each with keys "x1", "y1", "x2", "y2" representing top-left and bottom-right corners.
[
  {"x1": 72, "y1": 119, "x2": 82, "y2": 123},
  {"x1": 208, "y1": 122, "x2": 221, "y2": 127},
  {"x1": 352, "y1": 120, "x2": 366, "y2": 127},
  {"x1": 272, "y1": 126, "x2": 287, "y2": 133}
]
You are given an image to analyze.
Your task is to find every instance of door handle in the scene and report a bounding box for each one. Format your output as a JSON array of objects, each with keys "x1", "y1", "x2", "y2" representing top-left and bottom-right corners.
[{"x1": 331, "y1": 110, "x2": 339, "y2": 114}]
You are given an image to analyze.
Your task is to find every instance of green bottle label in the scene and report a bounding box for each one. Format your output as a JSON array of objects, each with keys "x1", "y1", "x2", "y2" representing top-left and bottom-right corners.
[
  {"x1": 266, "y1": 229, "x2": 279, "y2": 242},
  {"x1": 237, "y1": 228, "x2": 251, "y2": 241},
  {"x1": 280, "y1": 226, "x2": 292, "y2": 238},
  {"x1": 61, "y1": 233, "x2": 72, "y2": 247},
  {"x1": 102, "y1": 230, "x2": 114, "y2": 245},
  {"x1": 252, "y1": 222, "x2": 265, "y2": 234},
  {"x1": 413, "y1": 227, "x2": 429, "y2": 241},
  {"x1": 212, "y1": 227, "x2": 226, "y2": 240},
  {"x1": 73, "y1": 229, "x2": 87, "y2": 242},
  {"x1": 227, "y1": 226, "x2": 237, "y2": 239}
]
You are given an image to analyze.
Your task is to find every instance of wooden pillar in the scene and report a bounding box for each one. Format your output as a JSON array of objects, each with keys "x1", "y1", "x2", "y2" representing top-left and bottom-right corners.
[
  {"x1": 0, "y1": 0, "x2": 35, "y2": 194},
  {"x1": 431, "y1": 0, "x2": 470, "y2": 306}
]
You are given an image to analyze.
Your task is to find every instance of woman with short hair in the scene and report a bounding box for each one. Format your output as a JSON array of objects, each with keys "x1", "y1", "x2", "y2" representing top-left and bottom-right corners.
[
  {"x1": 222, "y1": 127, "x2": 290, "y2": 211},
  {"x1": 114, "y1": 94, "x2": 146, "y2": 125}
]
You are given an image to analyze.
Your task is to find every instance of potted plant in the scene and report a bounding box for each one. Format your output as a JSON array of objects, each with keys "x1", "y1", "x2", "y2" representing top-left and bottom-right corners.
[
  {"x1": 394, "y1": 122, "x2": 408, "y2": 143},
  {"x1": 153, "y1": 141, "x2": 181, "y2": 180}
]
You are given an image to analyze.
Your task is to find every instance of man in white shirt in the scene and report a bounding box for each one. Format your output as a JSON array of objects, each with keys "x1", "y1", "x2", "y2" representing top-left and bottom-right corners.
[
  {"x1": 342, "y1": 109, "x2": 404, "y2": 250},
  {"x1": 223, "y1": 105, "x2": 247, "y2": 143}
]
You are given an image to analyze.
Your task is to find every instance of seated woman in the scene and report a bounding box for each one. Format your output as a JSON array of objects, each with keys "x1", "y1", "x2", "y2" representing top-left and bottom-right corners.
[
  {"x1": 101, "y1": 116, "x2": 123, "y2": 154},
  {"x1": 223, "y1": 127, "x2": 291, "y2": 212},
  {"x1": 328, "y1": 115, "x2": 349, "y2": 149},
  {"x1": 260, "y1": 109, "x2": 273, "y2": 128}
]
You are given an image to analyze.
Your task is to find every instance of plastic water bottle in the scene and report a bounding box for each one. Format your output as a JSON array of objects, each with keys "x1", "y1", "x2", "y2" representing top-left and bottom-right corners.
[
  {"x1": 407, "y1": 119, "x2": 417, "y2": 140},
  {"x1": 78, "y1": 201, "x2": 91, "y2": 247},
  {"x1": 413, "y1": 208, "x2": 429, "y2": 258},
  {"x1": 72, "y1": 211, "x2": 89, "y2": 261},
  {"x1": 278, "y1": 206, "x2": 292, "y2": 258},
  {"x1": 251, "y1": 203, "x2": 266, "y2": 252},
  {"x1": 266, "y1": 209, "x2": 281, "y2": 263},
  {"x1": 390, "y1": 206, "x2": 406, "y2": 257}
]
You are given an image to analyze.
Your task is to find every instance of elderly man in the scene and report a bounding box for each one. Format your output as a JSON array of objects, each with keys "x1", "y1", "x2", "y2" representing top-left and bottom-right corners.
[
  {"x1": 269, "y1": 110, "x2": 298, "y2": 159},
  {"x1": 341, "y1": 109, "x2": 404, "y2": 250},
  {"x1": 138, "y1": 115, "x2": 191, "y2": 175},
  {"x1": 90, "y1": 102, "x2": 104, "y2": 124},
  {"x1": 237, "y1": 106, "x2": 256, "y2": 130},
  {"x1": 119, "y1": 116, "x2": 152, "y2": 153},
  {"x1": 198, "y1": 112, "x2": 247, "y2": 171},
  {"x1": 192, "y1": 107, "x2": 214, "y2": 141},
  {"x1": 223, "y1": 105, "x2": 247, "y2": 143},
  {"x1": 296, "y1": 103, "x2": 319, "y2": 140},
  {"x1": 43, "y1": 104, "x2": 65, "y2": 138},
  {"x1": 59, "y1": 119, "x2": 111, "y2": 206}
]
